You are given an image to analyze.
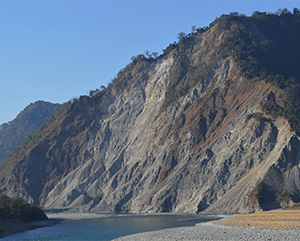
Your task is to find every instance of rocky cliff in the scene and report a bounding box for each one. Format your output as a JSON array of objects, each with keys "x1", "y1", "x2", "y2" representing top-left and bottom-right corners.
[{"x1": 1, "y1": 11, "x2": 300, "y2": 214}]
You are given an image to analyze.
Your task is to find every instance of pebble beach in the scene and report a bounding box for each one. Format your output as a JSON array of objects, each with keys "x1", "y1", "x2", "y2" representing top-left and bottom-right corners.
[
  {"x1": 113, "y1": 210, "x2": 300, "y2": 241},
  {"x1": 46, "y1": 210, "x2": 300, "y2": 241},
  {"x1": 112, "y1": 220, "x2": 300, "y2": 241}
]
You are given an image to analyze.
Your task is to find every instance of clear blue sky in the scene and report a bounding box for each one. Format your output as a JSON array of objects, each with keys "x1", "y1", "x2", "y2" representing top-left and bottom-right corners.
[{"x1": 0, "y1": 1, "x2": 298, "y2": 124}]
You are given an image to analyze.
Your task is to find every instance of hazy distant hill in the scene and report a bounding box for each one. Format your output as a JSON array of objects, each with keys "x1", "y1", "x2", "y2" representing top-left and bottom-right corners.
[
  {"x1": 0, "y1": 101, "x2": 60, "y2": 162},
  {"x1": 1, "y1": 9, "x2": 300, "y2": 214}
]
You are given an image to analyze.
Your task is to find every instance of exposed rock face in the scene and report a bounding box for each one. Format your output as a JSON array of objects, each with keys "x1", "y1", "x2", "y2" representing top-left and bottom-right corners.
[{"x1": 1, "y1": 21, "x2": 300, "y2": 214}]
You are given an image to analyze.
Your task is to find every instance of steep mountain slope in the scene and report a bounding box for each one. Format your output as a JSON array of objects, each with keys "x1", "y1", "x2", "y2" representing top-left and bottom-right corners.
[
  {"x1": 1, "y1": 10, "x2": 300, "y2": 214},
  {"x1": 0, "y1": 101, "x2": 60, "y2": 163}
]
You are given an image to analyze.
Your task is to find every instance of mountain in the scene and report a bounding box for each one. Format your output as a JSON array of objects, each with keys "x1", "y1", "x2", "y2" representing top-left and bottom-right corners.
[
  {"x1": 0, "y1": 101, "x2": 60, "y2": 163},
  {"x1": 1, "y1": 9, "x2": 300, "y2": 214}
]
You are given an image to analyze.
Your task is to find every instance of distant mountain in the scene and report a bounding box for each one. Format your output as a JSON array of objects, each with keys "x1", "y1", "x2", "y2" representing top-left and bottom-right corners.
[
  {"x1": 1, "y1": 9, "x2": 300, "y2": 214},
  {"x1": 0, "y1": 123, "x2": 9, "y2": 131},
  {"x1": 0, "y1": 101, "x2": 60, "y2": 162}
]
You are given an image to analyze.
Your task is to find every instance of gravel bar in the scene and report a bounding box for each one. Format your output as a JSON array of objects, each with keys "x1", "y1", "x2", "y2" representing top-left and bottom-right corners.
[
  {"x1": 112, "y1": 221, "x2": 300, "y2": 241},
  {"x1": 46, "y1": 212, "x2": 112, "y2": 220}
]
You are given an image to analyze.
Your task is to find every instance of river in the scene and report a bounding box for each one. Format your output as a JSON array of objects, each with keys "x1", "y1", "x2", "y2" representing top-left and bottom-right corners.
[{"x1": 1, "y1": 214, "x2": 219, "y2": 241}]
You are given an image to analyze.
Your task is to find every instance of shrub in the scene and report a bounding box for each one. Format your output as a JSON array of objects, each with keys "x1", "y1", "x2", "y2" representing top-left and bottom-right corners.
[{"x1": 0, "y1": 194, "x2": 47, "y2": 222}]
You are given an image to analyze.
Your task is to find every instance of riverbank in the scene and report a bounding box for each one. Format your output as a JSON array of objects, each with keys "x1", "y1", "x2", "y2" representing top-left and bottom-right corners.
[
  {"x1": 0, "y1": 219, "x2": 59, "y2": 239},
  {"x1": 0, "y1": 211, "x2": 112, "y2": 239},
  {"x1": 45, "y1": 211, "x2": 219, "y2": 220},
  {"x1": 113, "y1": 210, "x2": 300, "y2": 241},
  {"x1": 46, "y1": 211, "x2": 113, "y2": 220},
  {"x1": 3, "y1": 210, "x2": 300, "y2": 240},
  {"x1": 217, "y1": 209, "x2": 300, "y2": 229}
]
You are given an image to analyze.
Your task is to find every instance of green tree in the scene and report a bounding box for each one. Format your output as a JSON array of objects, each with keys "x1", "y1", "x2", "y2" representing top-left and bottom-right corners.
[
  {"x1": 177, "y1": 32, "x2": 186, "y2": 41},
  {"x1": 0, "y1": 194, "x2": 47, "y2": 222}
]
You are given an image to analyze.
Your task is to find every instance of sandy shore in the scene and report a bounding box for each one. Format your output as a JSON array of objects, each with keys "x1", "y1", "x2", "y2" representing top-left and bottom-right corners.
[
  {"x1": 113, "y1": 210, "x2": 300, "y2": 241},
  {"x1": 217, "y1": 209, "x2": 300, "y2": 230}
]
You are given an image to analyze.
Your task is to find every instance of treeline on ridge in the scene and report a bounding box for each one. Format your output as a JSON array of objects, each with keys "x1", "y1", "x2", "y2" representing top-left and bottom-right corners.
[
  {"x1": 129, "y1": 8, "x2": 300, "y2": 134},
  {"x1": 151, "y1": 8, "x2": 300, "y2": 127},
  {"x1": 218, "y1": 8, "x2": 300, "y2": 134}
]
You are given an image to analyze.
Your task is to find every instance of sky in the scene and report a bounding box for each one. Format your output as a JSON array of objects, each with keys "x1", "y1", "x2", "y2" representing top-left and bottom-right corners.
[{"x1": 0, "y1": 1, "x2": 299, "y2": 124}]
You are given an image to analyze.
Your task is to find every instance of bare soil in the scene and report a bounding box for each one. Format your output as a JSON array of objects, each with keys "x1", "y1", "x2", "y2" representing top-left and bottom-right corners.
[{"x1": 216, "y1": 209, "x2": 300, "y2": 230}]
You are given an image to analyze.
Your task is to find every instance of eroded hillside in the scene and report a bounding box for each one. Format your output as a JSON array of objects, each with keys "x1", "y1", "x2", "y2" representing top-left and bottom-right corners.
[{"x1": 1, "y1": 10, "x2": 300, "y2": 214}]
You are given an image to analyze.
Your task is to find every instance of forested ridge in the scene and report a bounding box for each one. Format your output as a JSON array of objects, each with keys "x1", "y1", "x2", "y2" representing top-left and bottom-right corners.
[
  {"x1": 162, "y1": 8, "x2": 300, "y2": 134},
  {"x1": 0, "y1": 101, "x2": 59, "y2": 163},
  {"x1": 125, "y1": 8, "x2": 300, "y2": 133},
  {"x1": 217, "y1": 8, "x2": 300, "y2": 133}
]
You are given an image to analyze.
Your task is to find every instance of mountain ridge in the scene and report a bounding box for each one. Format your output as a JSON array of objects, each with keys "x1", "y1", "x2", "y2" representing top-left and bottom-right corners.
[
  {"x1": 0, "y1": 101, "x2": 60, "y2": 163},
  {"x1": 1, "y1": 9, "x2": 300, "y2": 214}
]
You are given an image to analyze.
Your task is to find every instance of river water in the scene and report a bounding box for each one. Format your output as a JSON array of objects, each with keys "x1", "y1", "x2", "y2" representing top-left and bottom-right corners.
[{"x1": 1, "y1": 214, "x2": 219, "y2": 241}]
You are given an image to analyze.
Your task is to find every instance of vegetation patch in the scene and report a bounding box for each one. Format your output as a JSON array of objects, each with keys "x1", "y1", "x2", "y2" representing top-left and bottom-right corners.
[
  {"x1": 155, "y1": 9, "x2": 300, "y2": 134},
  {"x1": 246, "y1": 181, "x2": 296, "y2": 211},
  {"x1": 218, "y1": 9, "x2": 300, "y2": 134},
  {"x1": 0, "y1": 102, "x2": 71, "y2": 174},
  {"x1": 246, "y1": 112, "x2": 271, "y2": 123},
  {"x1": 0, "y1": 101, "x2": 60, "y2": 162},
  {"x1": 0, "y1": 194, "x2": 47, "y2": 222}
]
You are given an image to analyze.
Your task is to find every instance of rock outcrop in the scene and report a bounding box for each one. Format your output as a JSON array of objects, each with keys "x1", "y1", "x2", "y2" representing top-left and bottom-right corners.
[{"x1": 1, "y1": 14, "x2": 300, "y2": 214}]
